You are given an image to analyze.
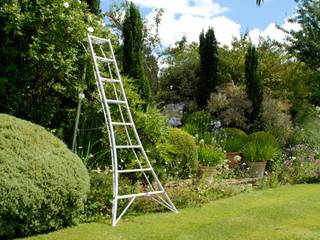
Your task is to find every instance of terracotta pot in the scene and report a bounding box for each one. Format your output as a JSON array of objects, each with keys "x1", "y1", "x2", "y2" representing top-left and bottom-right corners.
[
  {"x1": 226, "y1": 152, "x2": 241, "y2": 168},
  {"x1": 247, "y1": 161, "x2": 267, "y2": 178},
  {"x1": 198, "y1": 165, "x2": 217, "y2": 182}
]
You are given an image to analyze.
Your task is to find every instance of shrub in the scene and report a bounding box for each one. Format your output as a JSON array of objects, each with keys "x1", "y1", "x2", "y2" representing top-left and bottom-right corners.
[
  {"x1": 207, "y1": 82, "x2": 251, "y2": 130},
  {"x1": 198, "y1": 145, "x2": 226, "y2": 166},
  {"x1": 260, "y1": 94, "x2": 293, "y2": 146},
  {"x1": 182, "y1": 111, "x2": 213, "y2": 136},
  {"x1": 168, "y1": 128, "x2": 198, "y2": 178},
  {"x1": 242, "y1": 131, "x2": 280, "y2": 162},
  {"x1": 224, "y1": 128, "x2": 248, "y2": 152},
  {"x1": 0, "y1": 114, "x2": 89, "y2": 239}
]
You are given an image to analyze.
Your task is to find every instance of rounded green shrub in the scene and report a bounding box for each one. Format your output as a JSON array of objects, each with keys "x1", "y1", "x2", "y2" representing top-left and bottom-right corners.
[
  {"x1": 224, "y1": 128, "x2": 248, "y2": 152},
  {"x1": 168, "y1": 128, "x2": 198, "y2": 178},
  {"x1": 0, "y1": 114, "x2": 90, "y2": 239}
]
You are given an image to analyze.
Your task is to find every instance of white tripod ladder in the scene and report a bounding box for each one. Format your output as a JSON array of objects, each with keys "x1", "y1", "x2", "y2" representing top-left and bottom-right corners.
[{"x1": 87, "y1": 34, "x2": 178, "y2": 226}]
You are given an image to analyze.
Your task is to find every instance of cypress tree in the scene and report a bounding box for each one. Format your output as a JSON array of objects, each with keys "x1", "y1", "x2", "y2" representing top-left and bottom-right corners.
[
  {"x1": 198, "y1": 27, "x2": 218, "y2": 109},
  {"x1": 245, "y1": 44, "x2": 263, "y2": 128},
  {"x1": 84, "y1": 0, "x2": 101, "y2": 16},
  {"x1": 123, "y1": 2, "x2": 150, "y2": 102}
]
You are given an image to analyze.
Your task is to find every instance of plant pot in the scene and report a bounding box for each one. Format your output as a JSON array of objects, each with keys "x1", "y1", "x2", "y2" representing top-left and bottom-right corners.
[
  {"x1": 198, "y1": 165, "x2": 217, "y2": 182},
  {"x1": 247, "y1": 161, "x2": 267, "y2": 178},
  {"x1": 226, "y1": 152, "x2": 241, "y2": 168}
]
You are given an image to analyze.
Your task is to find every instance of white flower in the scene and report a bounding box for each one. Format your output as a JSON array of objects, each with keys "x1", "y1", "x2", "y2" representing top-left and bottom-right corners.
[
  {"x1": 77, "y1": 0, "x2": 81, "y2": 3},
  {"x1": 292, "y1": 156, "x2": 296, "y2": 160},
  {"x1": 63, "y1": 2, "x2": 69, "y2": 8},
  {"x1": 87, "y1": 26, "x2": 94, "y2": 33}
]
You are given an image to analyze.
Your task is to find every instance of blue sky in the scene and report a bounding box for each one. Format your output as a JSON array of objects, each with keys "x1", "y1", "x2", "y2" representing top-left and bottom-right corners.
[{"x1": 101, "y1": 0, "x2": 299, "y2": 47}]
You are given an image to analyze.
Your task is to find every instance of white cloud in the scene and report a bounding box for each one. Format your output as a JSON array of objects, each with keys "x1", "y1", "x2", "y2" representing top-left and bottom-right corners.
[
  {"x1": 143, "y1": 1, "x2": 240, "y2": 47},
  {"x1": 248, "y1": 18, "x2": 301, "y2": 45},
  {"x1": 132, "y1": 0, "x2": 228, "y2": 17}
]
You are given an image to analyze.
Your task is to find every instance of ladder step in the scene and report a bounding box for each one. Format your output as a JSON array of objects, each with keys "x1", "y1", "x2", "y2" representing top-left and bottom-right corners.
[
  {"x1": 117, "y1": 190, "x2": 165, "y2": 200},
  {"x1": 115, "y1": 145, "x2": 141, "y2": 149},
  {"x1": 112, "y1": 122, "x2": 133, "y2": 126},
  {"x1": 106, "y1": 99, "x2": 126, "y2": 104},
  {"x1": 95, "y1": 56, "x2": 115, "y2": 63},
  {"x1": 89, "y1": 35, "x2": 110, "y2": 45},
  {"x1": 101, "y1": 77, "x2": 121, "y2": 83},
  {"x1": 118, "y1": 168, "x2": 152, "y2": 173}
]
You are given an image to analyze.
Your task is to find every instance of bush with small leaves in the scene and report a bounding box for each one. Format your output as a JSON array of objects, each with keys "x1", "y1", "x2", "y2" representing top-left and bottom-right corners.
[
  {"x1": 0, "y1": 114, "x2": 89, "y2": 239},
  {"x1": 167, "y1": 128, "x2": 198, "y2": 178}
]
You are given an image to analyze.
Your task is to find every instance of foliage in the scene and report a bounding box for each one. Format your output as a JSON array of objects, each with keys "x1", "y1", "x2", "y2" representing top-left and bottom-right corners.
[
  {"x1": 123, "y1": 2, "x2": 150, "y2": 102},
  {"x1": 159, "y1": 38, "x2": 200, "y2": 104},
  {"x1": 245, "y1": 44, "x2": 263, "y2": 129},
  {"x1": 84, "y1": 0, "x2": 101, "y2": 16},
  {"x1": 279, "y1": 144, "x2": 320, "y2": 184},
  {"x1": 260, "y1": 93, "x2": 294, "y2": 146},
  {"x1": 198, "y1": 144, "x2": 226, "y2": 166},
  {"x1": 292, "y1": 104, "x2": 320, "y2": 157},
  {"x1": 198, "y1": 27, "x2": 219, "y2": 108},
  {"x1": 167, "y1": 128, "x2": 198, "y2": 178},
  {"x1": 182, "y1": 111, "x2": 213, "y2": 137},
  {"x1": 224, "y1": 128, "x2": 248, "y2": 152},
  {"x1": 0, "y1": 0, "x2": 110, "y2": 145},
  {"x1": 207, "y1": 82, "x2": 252, "y2": 130},
  {"x1": 286, "y1": 0, "x2": 320, "y2": 71},
  {"x1": 0, "y1": 114, "x2": 89, "y2": 239},
  {"x1": 242, "y1": 131, "x2": 280, "y2": 162}
]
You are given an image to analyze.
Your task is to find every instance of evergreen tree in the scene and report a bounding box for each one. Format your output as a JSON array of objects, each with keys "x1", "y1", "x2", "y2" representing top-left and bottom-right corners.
[
  {"x1": 198, "y1": 27, "x2": 218, "y2": 108},
  {"x1": 84, "y1": 0, "x2": 101, "y2": 16},
  {"x1": 245, "y1": 45, "x2": 263, "y2": 128},
  {"x1": 123, "y1": 2, "x2": 150, "y2": 102}
]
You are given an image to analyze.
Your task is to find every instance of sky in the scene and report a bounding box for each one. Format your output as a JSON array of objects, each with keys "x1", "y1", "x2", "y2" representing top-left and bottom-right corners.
[{"x1": 101, "y1": 0, "x2": 300, "y2": 47}]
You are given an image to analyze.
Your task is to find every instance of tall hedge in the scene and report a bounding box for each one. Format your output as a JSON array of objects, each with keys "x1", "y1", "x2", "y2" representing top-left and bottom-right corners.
[
  {"x1": 0, "y1": 114, "x2": 90, "y2": 239},
  {"x1": 123, "y1": 2, "x2": 150, "y2": 102}
]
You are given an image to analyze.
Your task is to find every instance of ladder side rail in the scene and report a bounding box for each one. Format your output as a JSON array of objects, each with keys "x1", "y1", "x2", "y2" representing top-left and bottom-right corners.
[
  {"x1": 107, "y1": 41, "x2": 178, "y2": 212},
  {"x1": 106, "y1": 40, "x2": 159, "y2": 192},
  {"x1": 87, "y1": 34, "x2": 119, "y2": 225},
  {"x1": 101, "y1": 45, "x2": 154, "y2": 189}
]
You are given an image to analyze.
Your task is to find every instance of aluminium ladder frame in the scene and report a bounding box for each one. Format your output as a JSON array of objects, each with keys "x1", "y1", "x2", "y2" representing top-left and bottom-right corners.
[{"x1": 86, "y1": 34, "x2": 178, "y2": 226}]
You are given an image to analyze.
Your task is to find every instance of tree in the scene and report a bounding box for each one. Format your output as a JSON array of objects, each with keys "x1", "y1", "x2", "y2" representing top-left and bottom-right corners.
[
  {"x1": 84, "y1": 0, "x2": 101, "y2": 16},
  {"x1": 286, "y1": 0, "x2": 320, "y2": 71},
  {"x1": 197, "y1": 27, "x2": 219, "y2": 108},
  {"x1": 159, "y1": 38, "x2": 200, "y2": 105},
  {"x1": 245, "y1": 44, "x2": 263, "y2": 129},
  {"x1": 123, "y1": 2, "x2": 150, "y2": 102},
  {"x1": 256, "y1": 0, "x2": 263, "y2": 6},
  {"x1": 0, "y1": 0, "x2": 109, "y2": 143}
]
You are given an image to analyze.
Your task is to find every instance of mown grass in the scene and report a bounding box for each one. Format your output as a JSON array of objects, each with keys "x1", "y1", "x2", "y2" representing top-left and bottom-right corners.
[{"x1": 25, "y1": 184, "x2": 320, "y2": 240}]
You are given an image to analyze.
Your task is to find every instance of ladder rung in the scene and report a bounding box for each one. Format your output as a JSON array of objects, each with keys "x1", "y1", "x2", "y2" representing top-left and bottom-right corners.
[
  {"x1": 117, "y1": 190, "x2": 165, "y2": 200},
  {"x1": 95, "y1": 56, "x2": 115, "y2": 62},
  {"x1": 115, "y1": 145, "x2": 141, "y2": 149},
  {"x1": 101, "y1": 77, "x2": 121, "y2": 83},
  {"x1": 112, "y1": 122, "x2": 133, "y2": 126},
  {"x1": 106, "y1": 99, "x2": 126, "y2": 104},
  {"x1": 118, "y1": 168, "x2": 152, "y2": 173},
  {"x1": 90, "y1": 35, "x2": 110, "y2": 45}
]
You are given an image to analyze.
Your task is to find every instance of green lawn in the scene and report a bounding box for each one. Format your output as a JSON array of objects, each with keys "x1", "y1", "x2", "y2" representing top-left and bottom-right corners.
[{"x1": 26, "y1": 184, "x2": 320, "y2": 240}]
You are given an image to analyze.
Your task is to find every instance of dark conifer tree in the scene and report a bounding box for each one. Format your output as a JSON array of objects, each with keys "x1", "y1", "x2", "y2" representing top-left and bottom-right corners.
[
  {"x1": 123, "y1": 2, "x2": 150, "y2": 102},
  {"x1": 198, "y1": 27, "x2": 218, "y2": 108},
  {"x1": 84, "y1": 0, "x2": 101, "y2": 16},
  {"x1": 245, "y1": 44, "x2": 263, "y2": 129}
]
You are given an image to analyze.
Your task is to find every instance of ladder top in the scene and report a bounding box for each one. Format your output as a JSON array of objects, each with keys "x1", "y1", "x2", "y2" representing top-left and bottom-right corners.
[{"x1": 89, "y1": 35, "x2": 111, "y2": 45}]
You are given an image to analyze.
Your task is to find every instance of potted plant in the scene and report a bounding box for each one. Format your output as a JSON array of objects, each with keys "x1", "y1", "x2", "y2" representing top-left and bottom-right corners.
[
  {"x1": 198, "y1": 144, "x2": 226, "y2": 181},
  {"x1": 242, "y1": 131, "x2": 280, "y2": 178},
  {"x1": 224, "y1": 128, "x2": 248, "y2": 168}
]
